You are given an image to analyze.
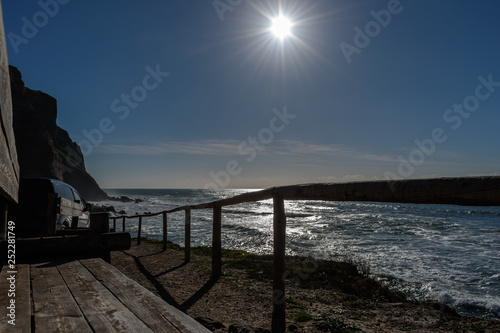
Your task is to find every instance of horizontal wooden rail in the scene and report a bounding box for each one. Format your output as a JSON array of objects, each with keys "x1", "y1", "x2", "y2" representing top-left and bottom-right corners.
[
  {"x1": 107, "y1": 176, "x2": 500, "y2": 332},
  {"x1": 109, "y1": 176, "x2": 500, "y2": 221},
  {"x1": 0, "y1": 233, "x2": 131, "y2": 260}
]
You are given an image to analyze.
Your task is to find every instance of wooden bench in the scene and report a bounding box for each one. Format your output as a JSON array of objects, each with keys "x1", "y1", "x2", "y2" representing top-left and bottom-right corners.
[{"x1": 0, "y1": 258, "x2": 210, "y2": 332}]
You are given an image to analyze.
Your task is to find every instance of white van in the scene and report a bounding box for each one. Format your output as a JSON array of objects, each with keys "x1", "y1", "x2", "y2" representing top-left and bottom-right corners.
[{"x1": 8, "y1": 178, "x2": 91, "y2": 237}]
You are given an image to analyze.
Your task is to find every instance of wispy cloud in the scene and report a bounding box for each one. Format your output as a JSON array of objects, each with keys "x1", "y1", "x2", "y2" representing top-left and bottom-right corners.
[
  {"x1": 276, "y1": 140, "x2": 398, "y2": 162},
  {"x1": 95, "y1": 140, "x2": 241, "y2": 156},
  {"x1": 94, "y1": 139, "x2": 403, "y2": 164}
]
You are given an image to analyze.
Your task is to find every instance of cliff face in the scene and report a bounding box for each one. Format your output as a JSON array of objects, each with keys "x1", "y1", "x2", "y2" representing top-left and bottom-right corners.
[{"x1": 9, "y1": 66, "x2": 108, "y2": 201}]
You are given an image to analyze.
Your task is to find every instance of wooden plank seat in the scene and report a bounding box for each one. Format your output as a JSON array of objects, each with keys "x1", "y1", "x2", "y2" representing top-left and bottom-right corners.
[{"x1": 0, "y1": 258, "x2": 210, "y2": 332}]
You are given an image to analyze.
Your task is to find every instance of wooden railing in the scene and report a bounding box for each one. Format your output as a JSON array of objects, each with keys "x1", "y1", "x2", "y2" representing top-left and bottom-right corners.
[{"x1": 109, "y1": 176, "x2": 500, "y2": 332}]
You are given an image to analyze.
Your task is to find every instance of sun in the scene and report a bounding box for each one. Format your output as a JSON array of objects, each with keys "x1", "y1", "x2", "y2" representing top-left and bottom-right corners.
[{"x1": 270, "y1": 16, "x2": 292, "y2": 39}]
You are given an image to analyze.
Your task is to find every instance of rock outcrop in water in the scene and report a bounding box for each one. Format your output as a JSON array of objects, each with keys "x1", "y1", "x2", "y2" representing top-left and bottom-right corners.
[{"x1": 9, "y1": 66, "x2": 108, "y2": 200}]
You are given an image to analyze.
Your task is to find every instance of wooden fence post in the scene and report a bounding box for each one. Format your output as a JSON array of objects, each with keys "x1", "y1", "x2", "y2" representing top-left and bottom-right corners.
[
  {"x1": 137, "y1": 216, "x2": 142, "y2": 245},
  {"x1": 212, "y1": 205, "x2": 222, "y2": 277},
  {"x1": 272, "y1": 194, "x2": 286, "y2": 333},
  {"x1": 113, "y1": 218, "x2": 116, "y2": 231},
  {"x1": 90, "y1": 213, "x2": 110, "y2": 234},
  {"x1": 162, "y1": 211, "x2": 167, "y2": 251},
  {"x1": 185, "y1": 209, "x2": 191, "y2": 262},
  {"x1": 122, "y1": 216, "x2": 126, "y2": 232},
  {"x1": 46, "y1": 193, "x2": 58, "y2": 236}
]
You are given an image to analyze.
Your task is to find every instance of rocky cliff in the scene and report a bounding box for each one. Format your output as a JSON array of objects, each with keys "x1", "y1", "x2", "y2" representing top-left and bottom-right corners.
[{"x1": 9, "y1": 66, "x2": 109, "y2": 201}]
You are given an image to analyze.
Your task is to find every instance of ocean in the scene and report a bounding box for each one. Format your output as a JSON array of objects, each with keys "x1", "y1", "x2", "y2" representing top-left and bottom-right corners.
[{"x1": 96, "y1": 188, "x2": 500, "y2": 320}]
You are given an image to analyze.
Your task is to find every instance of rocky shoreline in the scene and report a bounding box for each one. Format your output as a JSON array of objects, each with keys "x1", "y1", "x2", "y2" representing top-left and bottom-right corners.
[{"x1": 90, "y1": 196, "x2": 143, "y2": 215}]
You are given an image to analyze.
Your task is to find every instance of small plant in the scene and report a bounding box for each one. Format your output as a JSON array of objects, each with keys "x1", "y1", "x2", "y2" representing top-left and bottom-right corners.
[
  {"x1": 313, "y1": 315, "x2": 362, "y2": 332},
  {"x1": 294, "y1": 310, "x2": 313, "y2": 322},
  {"x1": 286, "y1": 298, "x2": 305, "y2": 310},
  {"x1": 470, "y1": 322, "x2": 485, "y2": 333}
]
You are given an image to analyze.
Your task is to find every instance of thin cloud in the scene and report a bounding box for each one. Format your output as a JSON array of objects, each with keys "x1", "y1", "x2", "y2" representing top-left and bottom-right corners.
[
  {"x1": 95, "y1": 140, "x2": 241, "y2": 156},
  {"x1": 95, "y1": 139, "x2": 400, "y2": 163},
  {"x1": 276, "y1": 140, "x2": 398, "y2": 162}
]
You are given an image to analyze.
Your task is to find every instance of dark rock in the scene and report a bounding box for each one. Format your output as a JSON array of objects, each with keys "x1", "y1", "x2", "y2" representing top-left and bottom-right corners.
[
  {"x1": 9, "y1": 66, "x2": 109, "y2": 201},
  {"x1": 425, "y1": 301, "x2": 461, "y2": 318},
  {"x1": 288, "y1": 324, "x2": 298, "y2": 331},
  {"x1": 228, "y1": 324, "x2": 271, "y2": 333},
  {"x1": 134, "y1": 198, "x2": 143, "y2": 203},
  {"x1": 91, "y1": 205, "x2": 117, "y2": 213},
  {"x1": 194, "y1": 317, "x2": 225, "y2": 331}
]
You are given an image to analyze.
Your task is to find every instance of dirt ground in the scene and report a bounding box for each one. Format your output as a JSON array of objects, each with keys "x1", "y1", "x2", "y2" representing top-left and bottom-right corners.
[{"x1": 110, "y1": 242, "x2": 500, "y2": 333}]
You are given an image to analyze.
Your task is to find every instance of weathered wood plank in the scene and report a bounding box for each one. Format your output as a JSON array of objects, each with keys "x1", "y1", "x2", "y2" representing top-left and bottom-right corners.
[
  {"x1": 0, "y1": 233, "x2": 131, "y2": 260},
  {"x1": 0, "y1": 2, "x2": 19, "y2": 204},
  {"x1": 0, "y1": 264, "x2": 30, "y2": 332},
  {"x1": 81, "y1": 258, "x2": 210, "y2": 333},
  {"x1": 58, "y1": 197, "x2": 83, "y2": 216},
  {"x1": 276, "y1": 177, "x2": 500, "y2": 206},
  {"x1": 57, "y1": 260, "x2": 154, "y2": 332},
  {"x1": 110, "y1": 177, "x2": 500, "y2": 223},
  {"x1": 162, "y1": 177, "x2": 500, "y2": 214},
  {"x1": 167, "y1": 189, "x2": 273, "y2": 212},
  {"x1": 30, "y1": 262, "x2": 92, "y2": 332},
  {"x1": 0, "y1": 148, "x2": 18, "y2": 203}
]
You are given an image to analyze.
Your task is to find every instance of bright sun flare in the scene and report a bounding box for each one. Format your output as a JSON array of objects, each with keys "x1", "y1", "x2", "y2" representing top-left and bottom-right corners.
[{"x1": 271, "y1": 16, "x2": 292, "y2": 39}]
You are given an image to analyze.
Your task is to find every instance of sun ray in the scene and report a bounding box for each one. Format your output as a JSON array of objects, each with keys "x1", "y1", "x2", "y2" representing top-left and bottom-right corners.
[{"x1": 203, "y1": 0, "x2": 346, "y2": 89}]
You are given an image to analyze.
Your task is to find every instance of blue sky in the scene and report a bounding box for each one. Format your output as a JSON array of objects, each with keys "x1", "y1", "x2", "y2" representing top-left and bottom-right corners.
[{"x1": 3, "y1": 0, "x2": 500, "y2": 189}]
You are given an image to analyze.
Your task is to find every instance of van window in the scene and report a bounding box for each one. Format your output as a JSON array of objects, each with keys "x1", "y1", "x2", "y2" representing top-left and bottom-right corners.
[
  {"x1": 53, "y1": 183, "x2": 66, "y2": 198},
  {"x1": 63, "y1": 185, "x2": 75, "y2": 201},
  {"x1": 54, "y1": 183, "x2": 74, "y2": 201}
]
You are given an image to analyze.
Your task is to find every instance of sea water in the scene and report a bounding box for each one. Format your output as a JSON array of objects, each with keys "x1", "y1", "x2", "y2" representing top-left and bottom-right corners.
[{"x1": 96, "y1": 188, "x2": 500, "y2": 320}]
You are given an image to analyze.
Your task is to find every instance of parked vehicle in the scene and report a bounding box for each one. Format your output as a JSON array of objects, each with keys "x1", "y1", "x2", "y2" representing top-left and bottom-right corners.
[{"x1": 8, "y1": 178, "x2": 91, "y2": 237}]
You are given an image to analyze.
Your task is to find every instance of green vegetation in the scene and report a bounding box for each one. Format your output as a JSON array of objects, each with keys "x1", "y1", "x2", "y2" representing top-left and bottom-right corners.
[
  {"x1": 286, "y1": 298, "x2": 305, "y2": 310},
  {"x1": 127, "y1": 238, "x2": 498, "y2": 332},
  {"x1": 313, "y1": 315, "x2": 362, "y2": 332},
  {"x1": 294, "y1": 310, "x2": 313, "y2": 322},
  {"x1": 136, "y1": 237, "x2": 405, "y2": 302}
]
